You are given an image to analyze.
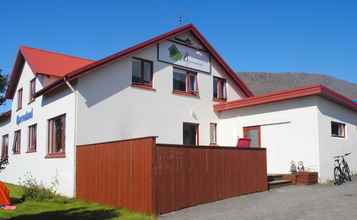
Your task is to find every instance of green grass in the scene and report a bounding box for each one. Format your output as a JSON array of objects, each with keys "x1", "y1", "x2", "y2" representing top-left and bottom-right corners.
[{"x1": 0, "y1": 183, "x2": 153, "y2": 220}]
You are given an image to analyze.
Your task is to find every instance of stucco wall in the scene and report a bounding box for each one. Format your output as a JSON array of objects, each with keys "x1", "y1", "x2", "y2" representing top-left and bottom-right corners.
[
  {"x1": 218, "y1": 96, "x2": 320, "y2": 174},
  {"x1": 0, "y1": 62, "x2": 76, "y2": 197},
  {"x1": 76, "y1": 41, "x2": 244, "y2": 146},
  {"x1": 317, "y1": 97, "x2": 357, "y2": 182}
]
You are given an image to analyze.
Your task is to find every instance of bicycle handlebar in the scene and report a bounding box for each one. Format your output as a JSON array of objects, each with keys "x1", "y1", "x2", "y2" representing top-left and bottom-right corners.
[{"x1": 333, "y1": 152, "x2": 351, "y2": 158}]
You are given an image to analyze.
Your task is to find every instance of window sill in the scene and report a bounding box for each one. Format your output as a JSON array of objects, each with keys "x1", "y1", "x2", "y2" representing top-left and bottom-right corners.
[
  {"x1": 213, "y1": 98, "x2": 227, "y2": 103},
  {"x1": 45, "y1": 153, "x2": 66, "y2": 159},
  {"x1": 331, "y1": 135, "x2": 345, "y2": 138},
  {"x1": 173, "y1": 90, "x2": 199, "y2": 98},
  {"x1": 131, "y1": 83, "x2": 156, "y2": 91},
  {"x1": 16, "y1": 108, "x2": 22, "y2": 112},
  {"x1": 13, "y1": 152, "x2": 21, "y2": 155},
  {"x1": 26, "y1": 149, "x2": 36, "y2": 153}
]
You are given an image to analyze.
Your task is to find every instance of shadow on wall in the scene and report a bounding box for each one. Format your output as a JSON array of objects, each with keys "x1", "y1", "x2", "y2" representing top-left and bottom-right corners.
[
  {"x1": 318, "y1": 99, "x2": 357, "y2": 125},
  {"x1": 41, "y1": 84, "x2": 73, "y2": 107},
  {"x1": 6, "y1": 207, "x2": 119, "y2": 220},
  {"x1": 217, "y1": 96, "x2": 318, "y2": 120}
]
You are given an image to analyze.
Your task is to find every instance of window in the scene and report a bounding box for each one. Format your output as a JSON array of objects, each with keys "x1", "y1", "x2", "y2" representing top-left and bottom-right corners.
[
  {"x1": 183, "y1": 122, "x2": 199, "y2": 145},
  {"x1": 13, "y1": 130, "x2": 21, "y2": 154},
  {"x1": 210, "y1": 123, "x2": 217, "y2": 145},
  {"x1": 29, "y1": 78, "x2": 36, "y2": 102},
  {"x1": 213, "y1": 77, "x2": 227, "y2": 101},
  {"x1": 1, "y1": 135, "x2": 9, "y2": 160},
  {"x1": 28, "y1": 124, "x2": 37, "y2": 152},
  {"x1": 48, "y1": 115, "x2": 66, "y2": 157},
  {"x1": 243, "y1": 126, "x2": 261, "y2": 147},
  {"x1": 331, "y1": 121, "x2": 345, "y2": 138},
  {"x1": 17, "y1": 88, "x2": 23, "y2": 110},
  {"x1": 132, "y1": 58, "x2": 153, "y2": 87},
  {"x1": 173, "y1": 68, "x2": 198, "y2": 95}
]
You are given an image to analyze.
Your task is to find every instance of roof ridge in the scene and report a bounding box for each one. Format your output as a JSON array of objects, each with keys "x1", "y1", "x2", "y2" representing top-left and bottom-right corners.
[{"x1": 20, "y1": 45, "x2": 95, "y2": 62}]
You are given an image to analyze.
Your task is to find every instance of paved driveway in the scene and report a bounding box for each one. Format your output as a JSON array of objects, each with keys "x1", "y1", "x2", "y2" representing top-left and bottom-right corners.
[{"x1": 160, "y1": 177, "x2": 357, "y2": 220}]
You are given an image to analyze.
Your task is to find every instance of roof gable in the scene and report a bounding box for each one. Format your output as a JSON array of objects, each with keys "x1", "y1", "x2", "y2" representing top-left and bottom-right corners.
[
  {"x1": 36, "y1": 24, "x2": 253, "y2": 98},
  {"x1": 5, "y1": 46, "x2": 94, "y2": 99}
]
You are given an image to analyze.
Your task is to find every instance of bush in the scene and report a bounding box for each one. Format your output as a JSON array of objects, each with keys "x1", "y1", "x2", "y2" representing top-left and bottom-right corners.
[{"x1": 18, "y1": 173, "x2": 59, "y2": 201}]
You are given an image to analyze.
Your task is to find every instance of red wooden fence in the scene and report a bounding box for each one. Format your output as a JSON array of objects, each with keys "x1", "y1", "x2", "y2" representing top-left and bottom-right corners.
[
  {"x1": 76, "y1": 137, "x2": 156, "y2": 213},
  {"x1": 76, "y1": 137, "x2": 267, "y2": 215},
  {"x1": 154, "y1": 144, "x2": 267, "y2": 214}
]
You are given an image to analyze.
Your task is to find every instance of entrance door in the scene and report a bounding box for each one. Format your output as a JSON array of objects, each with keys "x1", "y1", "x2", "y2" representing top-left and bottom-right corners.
[
  {"x1": 183, "y1": 123, "x2": 199, "y2": 145},
  {"x1": 243, "y1": 126, "x2": 261, "y2": 147}
]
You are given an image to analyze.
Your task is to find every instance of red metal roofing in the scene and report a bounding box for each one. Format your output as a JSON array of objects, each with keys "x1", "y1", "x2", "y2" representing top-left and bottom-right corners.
[
  {"x1": 214, "y1": 84, "x2": 357, "y2": 112},
  {"x1": 5, "y1": 46, "x2": 94, "y2": 99},
  {"x1": 35, "y1": 24, "x2": 253, "y2": 98}
]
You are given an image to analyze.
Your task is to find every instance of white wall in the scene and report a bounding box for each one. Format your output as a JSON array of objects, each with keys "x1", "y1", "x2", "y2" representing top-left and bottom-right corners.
[
  {"x1": 76, "y1": 38, "x2": 244, "y2": 146},
  {"x1": 0, "y1": 62, "x2": 76, "y2": 197},
  {"x1": 218, "y1": 96, "x2": 320, "y2": 174},
  {"x1": 317, "y1": 97, "x2": 357, "y2": 182}
]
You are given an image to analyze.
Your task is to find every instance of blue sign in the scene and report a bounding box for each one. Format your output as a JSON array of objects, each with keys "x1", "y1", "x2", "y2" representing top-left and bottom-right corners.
[{"x1": 16, "y1": 109, "x2": 33, "y2": 125}]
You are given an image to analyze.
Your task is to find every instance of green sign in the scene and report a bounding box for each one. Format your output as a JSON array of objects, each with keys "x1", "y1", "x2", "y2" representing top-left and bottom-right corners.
[{"x1": 168, "y1": 44, "x2": 183, "y2": 61}]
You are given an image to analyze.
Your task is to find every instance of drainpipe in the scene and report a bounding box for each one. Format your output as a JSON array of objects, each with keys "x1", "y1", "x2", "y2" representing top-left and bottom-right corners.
[{"x1": 63, "y1": 76, "x2": 78, "y2": 197}]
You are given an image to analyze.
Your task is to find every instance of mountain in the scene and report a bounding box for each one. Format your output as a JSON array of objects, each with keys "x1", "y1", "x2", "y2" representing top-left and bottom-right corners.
[{"x1": 237, "y1": 72, "x2": 357, "y2": 100}]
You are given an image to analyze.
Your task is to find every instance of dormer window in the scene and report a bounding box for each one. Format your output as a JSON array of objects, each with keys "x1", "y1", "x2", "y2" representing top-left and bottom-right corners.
[
  {"x1": 17, "y1": 88, "x2": 23, "y2": 110},
  {"x1": 132, "y1": 58, "x2": 153, "y2": 88},
  {"x1": 29, "y1": 78, "x2": 36, "y2": 103},
  {"x1": 213, "y1": 77, "x2": 227, "y2": 101}
]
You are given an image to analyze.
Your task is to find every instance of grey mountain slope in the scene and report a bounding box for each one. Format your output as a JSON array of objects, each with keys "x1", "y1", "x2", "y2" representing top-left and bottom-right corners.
[{"x1": 237, "y1": 72, "x2": 357, "y2": 100}]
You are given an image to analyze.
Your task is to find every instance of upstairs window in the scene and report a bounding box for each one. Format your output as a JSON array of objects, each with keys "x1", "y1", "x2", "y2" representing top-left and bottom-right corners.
[
  {"x1": 173, "y1": 68, "x2": 198, "y2": 96},
  {"x1": 132, "y1": 58, "x2": 153, "y2": 87},
  {"x1": 17, "y1": 88, "x2": 23, "y2": 110},
  {"x1": 1, "y1": 134, "x2": 9, "y2": 160},
  {"x1": 28, "y1": 124, "x2": 37, "y2": 153},
  {"x1": 29, "y1": 78, "x2": 36, "y2": 103},
  {"x1": 13, "y1": 130, "x2": 21, "y2": 154},
  {"x1": 48, "y1": 114, "x2": 66, "y2": 157},
  {"x1": 213, "y1": 77, "x2": 227, "y2": 101},
  {"x1": 331, "y1": 121, "x2": 345, "y2": 138}
]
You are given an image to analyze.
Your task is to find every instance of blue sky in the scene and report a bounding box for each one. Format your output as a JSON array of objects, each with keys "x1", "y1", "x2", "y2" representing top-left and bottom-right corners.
[{"x1": 1, "y1": 0, "x2": 357, "y2": 112}]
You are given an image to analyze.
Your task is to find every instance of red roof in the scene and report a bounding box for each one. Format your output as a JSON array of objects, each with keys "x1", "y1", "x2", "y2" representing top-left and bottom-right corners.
[
  {"x1": 35, "y1": 24, "x2": 253, "y2": 98},
  {"x1": 214, "y1": 84, "x2": 357, "y2": 112},
  {"x1": 5, "y1": 46, "x2": 94, "y2": 99}
]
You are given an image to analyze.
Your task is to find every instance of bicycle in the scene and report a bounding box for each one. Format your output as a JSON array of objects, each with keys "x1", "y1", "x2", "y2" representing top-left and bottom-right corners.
[{"x1": 333, "y1": 153, "x2": 352, "y2": 185}]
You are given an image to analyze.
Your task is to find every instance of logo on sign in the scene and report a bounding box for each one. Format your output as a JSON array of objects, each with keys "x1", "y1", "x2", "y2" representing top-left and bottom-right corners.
[{"x1": 16, "y1": 109, "x2": 33, "y2": 125}]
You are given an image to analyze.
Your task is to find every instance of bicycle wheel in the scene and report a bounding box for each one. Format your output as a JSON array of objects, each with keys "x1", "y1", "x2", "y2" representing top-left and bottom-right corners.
[
  {"x1": 343, "y1": 164, "x2": 352, "y2": 182},
  {"x1": 334, "y1": 167, "x2": 343, "y2": 185}
]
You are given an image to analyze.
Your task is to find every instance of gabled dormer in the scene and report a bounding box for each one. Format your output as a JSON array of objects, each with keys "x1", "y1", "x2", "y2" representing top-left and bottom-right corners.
[{"x1": 5, "y1": 46, "x2": 94, "y2": 110}]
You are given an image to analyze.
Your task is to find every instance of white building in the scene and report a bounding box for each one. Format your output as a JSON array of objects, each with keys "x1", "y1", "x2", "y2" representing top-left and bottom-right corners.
[{"x1": 0, "y1": 24, "x2": 356, "y2": 196}]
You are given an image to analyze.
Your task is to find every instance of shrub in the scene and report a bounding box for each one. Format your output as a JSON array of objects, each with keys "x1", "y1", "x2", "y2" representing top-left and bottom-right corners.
[{"x1": 18, "y1": 173, "x2": 59, "y2": 201}]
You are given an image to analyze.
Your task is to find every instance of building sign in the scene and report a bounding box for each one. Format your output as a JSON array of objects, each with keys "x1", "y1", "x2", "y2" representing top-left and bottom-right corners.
[
  {"x1": 158, "y1": 41, "x2": 211, "y2": 73},
  {"x1": 16, "y1": 109, "x2": 33, "y2": 125}
]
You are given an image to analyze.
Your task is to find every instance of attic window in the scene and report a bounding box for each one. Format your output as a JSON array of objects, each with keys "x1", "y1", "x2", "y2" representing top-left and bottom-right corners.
[
  {"x1": 29, "y1": 78, "x2": 36, "y2": 103},
  {"x1": 132, "y1": 58, "x2": 153, "y2": 88}
]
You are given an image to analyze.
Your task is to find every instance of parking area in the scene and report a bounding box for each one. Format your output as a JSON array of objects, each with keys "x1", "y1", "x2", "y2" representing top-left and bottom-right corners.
[{"x1": 160, "y1": 177, "x2": 357, "y2": 220}]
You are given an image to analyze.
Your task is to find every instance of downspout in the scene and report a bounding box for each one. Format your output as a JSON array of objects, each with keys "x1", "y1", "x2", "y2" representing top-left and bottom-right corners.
[{"x1": 64, "y1": 76, "x2": 78, "y2": 197}]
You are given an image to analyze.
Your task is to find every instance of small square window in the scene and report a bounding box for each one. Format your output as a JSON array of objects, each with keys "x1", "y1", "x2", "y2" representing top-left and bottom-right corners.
[
  {"x1": 173, "y1": 68, "x2": 198, "y2": 95},
  {"x1": 331, "y1": 121, "x2": 345, "y2": 138}
]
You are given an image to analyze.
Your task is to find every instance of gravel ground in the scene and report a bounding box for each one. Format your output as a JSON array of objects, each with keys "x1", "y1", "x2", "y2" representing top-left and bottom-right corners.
[{"x1": 160, "y1": 177, "x2": 357, "y2": 220}]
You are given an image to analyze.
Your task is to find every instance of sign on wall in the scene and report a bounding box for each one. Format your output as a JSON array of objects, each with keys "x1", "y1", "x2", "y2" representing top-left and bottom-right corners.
[
  {"x1": 158, "y1": 41, "x2": 211, "y2": 73},
  {"x1": 16, "y1": 108, "x2": 33, "y2": 125}
]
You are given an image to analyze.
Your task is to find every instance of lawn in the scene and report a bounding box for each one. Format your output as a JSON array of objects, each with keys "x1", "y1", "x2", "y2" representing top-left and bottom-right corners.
[{"x1": 0, "y1": 183, "x2": 153, "y2": 220}]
